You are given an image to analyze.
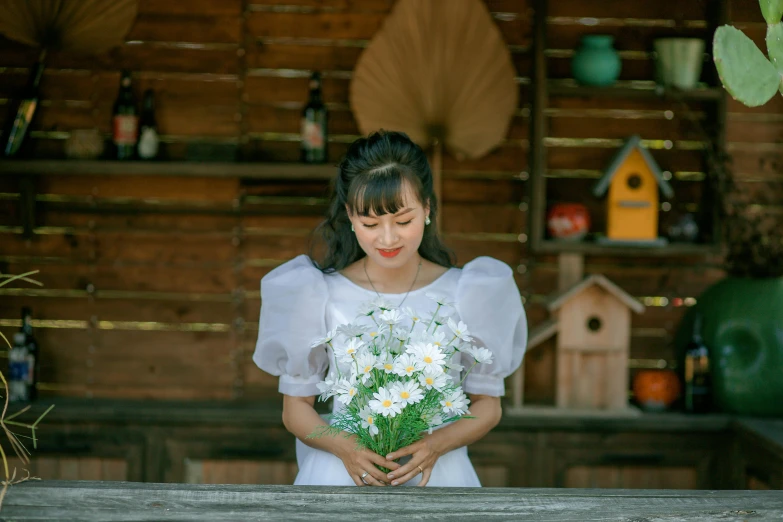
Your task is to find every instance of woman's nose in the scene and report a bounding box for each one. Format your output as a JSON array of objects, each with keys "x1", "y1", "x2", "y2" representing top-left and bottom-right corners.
[{"x1": 380, "y1": 224, "x2": 398, "y2": 245}]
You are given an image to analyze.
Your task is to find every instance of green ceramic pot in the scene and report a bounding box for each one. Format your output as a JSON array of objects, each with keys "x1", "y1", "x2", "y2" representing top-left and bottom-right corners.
[
  {"x1": 674, "y1": 277, "x2": 783, "y2": 417},
  {"x1": 571, "y1": 35, "x2": 622, "y2": 87}
]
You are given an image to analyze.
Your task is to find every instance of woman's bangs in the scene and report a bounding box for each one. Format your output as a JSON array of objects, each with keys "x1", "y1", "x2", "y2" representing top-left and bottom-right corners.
[{"x1": 347, "y1": 167, "x2": 408, "y2": 217}]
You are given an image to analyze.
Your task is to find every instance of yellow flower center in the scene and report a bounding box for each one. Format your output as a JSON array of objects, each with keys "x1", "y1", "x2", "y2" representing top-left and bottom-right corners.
[
  {"x1": 425, "y1": 377, "x2": 434, "y2": 385},
  {"x1": 364, "y1": 366, "x2": 372, "y2": 373},
  {"x1": 349, "y1": 389, "x2": 356, "y2": 396},
  {"x1": 370, "y1": 332, "x2": 378, "y2": 337},
  {"x1": 367, "y1": 416, "x2": 374, "y2": 425},
  {"x1": 400, "y1": 391, "x2": 410, "y2": 399},
  {"x1": 384, "y1": 363, "x2": 393, "y2": 371},
  {"x1": 405, "y1": 366, "x2": 414, "y2": 373},
  {"x1": 347, "y1": 348, "x2": 355, "y2": 354},
  {"x1": 424, "y1": 356, "x2": 433, "y2": 363},
  {"x1": 434, "y1": 342, "x2": 441, "y2": 346},
  {"x1": 382, "y1": 400, "x2": 392, "y2": 408},
  {"x1": 445, "y1": 401, "x2": 452, "y2": 407}
]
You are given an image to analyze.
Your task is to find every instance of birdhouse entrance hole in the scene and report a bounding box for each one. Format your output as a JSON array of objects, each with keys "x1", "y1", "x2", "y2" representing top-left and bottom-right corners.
[
  {"x1": 627, "y1": 173, "x2": 642, "y2": 189},
  {"x1": 587, "y1": 316, "x2": 603, "y2": 332}
]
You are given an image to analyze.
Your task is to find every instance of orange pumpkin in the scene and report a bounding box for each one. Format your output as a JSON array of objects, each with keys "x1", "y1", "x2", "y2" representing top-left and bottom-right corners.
[{"x1": 633, "y1": 369, "x2": 681, "y2": 411}]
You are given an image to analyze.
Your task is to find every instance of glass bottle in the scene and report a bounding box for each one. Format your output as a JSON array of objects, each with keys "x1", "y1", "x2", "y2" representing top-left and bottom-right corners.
[
  {"x1": 684, "y1": 313, "x2": 711, "y2": 413},
  {"x1": 300, "y1": 71, "x2": 328, "y2": 163},
  {"x1": 112, "y1": 70, "x2": 139, "y2": 160},
  {"x1": 3, "y1": 50, "x2": 46, "y2": 157}
]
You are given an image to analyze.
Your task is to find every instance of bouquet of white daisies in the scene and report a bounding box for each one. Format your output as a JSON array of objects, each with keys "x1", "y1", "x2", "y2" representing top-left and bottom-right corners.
[{"x1": 307, "y1": 293, "x2": 493, "y2": 466}]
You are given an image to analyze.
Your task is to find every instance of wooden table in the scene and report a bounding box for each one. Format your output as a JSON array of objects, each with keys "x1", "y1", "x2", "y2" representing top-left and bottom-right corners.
[{"x1": 5, "y1": 480, "x2": 783, "y2": 521}]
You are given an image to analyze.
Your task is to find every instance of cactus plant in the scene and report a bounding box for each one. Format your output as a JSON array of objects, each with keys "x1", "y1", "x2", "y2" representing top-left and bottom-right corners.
[{"x1": 713, "y1": 0, "x2": 783, "y2": 106}]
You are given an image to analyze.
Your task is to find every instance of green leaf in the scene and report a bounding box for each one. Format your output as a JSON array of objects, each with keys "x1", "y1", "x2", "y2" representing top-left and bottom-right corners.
[
  {"x1": 760, "y1": 0, "x2": 783, "y2": 24},
  {"x1": 768, "y1": 22, "x2": 783, "y2": 74},
  {"x1": 714, "y1": 25, "x2": 781, "y2": 107}
]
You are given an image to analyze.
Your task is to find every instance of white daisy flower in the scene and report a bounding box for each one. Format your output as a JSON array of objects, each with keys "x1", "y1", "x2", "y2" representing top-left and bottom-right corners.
[
  {"x1": 441, "y1": 390, "x2": 469, "y2": 416},
  {"x1": 446, "y1": 360, "x2": 464, "y2": 373},
  {"x1": 369, "y1": 387, "x2": 403, "y2": 417},
  {"x1": 428, "y1": 330, "x2": 448, "y2": 349},
  {"x1": 418, "y1": 369, "x2": 449, "y2": 391},
  {"x1": 467, "y1": 346, "x2": 493, "y2": 365},
  {"x1": 334, "y1": 377, "x2": 359, "y2": 405},
  {"x1": 421, "y1": 411, "x2": 444, "y2": 434},
  {"x1": 355, "y1": 352, "x2": 376, "y2": 384},
  {"x1": 406, "y1": 342, "x2": 447, "y2": 373},
  {"x1": 337, "y1": 323, "x2": 369, "y2": 339},
  {"x1": 316, "y1": 375, "x2": 337, "y2": 401},
  {"x1": 309, "y1": 328, "x2": 337, "y2": 348},
  {"x1": 425, "y1": 292, "x2": 454, "y2": 307},
  {"x1": 392, "y1": 326, "x2": 409, "y2": 343},
  {"x1": 373, "y1": 296, "x2": 394, "y2": 311},
  {"x1": 379, "y1": 309, "x2": 403, "y2": 325},
  {"x1": 402, "y1": 307, "x2": 422, "y2": 323},
  {"x1": 337, "y1": 337, "x2": 364, "y2": 362},
  {"x1": 375, "y1": 352, "x2": 396, "y2": 374},
  {"x1": 359, "y1": 406, "x2": 379, "y2": 436},
  {"x1": 390, "y1": 380, "x2": 424, "y2": 406},
  {"x1": 356, "y1": 301, "x2": 377, "y2": 317},
  {"x1": 393, "y1": 353, "x2": 422, "y2": 377},
  {"x1": 447, "y1": 318, "x2": 473, "y2": 342}
]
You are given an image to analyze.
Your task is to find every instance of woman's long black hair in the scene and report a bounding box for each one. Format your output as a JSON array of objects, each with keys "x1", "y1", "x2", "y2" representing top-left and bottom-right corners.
[{"x1": 309, "y1": 130, "x2": 456, "y2": 273}]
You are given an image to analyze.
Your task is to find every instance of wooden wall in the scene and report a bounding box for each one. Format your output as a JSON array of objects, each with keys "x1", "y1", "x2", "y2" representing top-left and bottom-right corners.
[{"x1": 0, "y1": 0, "x2": 781, "y2": 404}]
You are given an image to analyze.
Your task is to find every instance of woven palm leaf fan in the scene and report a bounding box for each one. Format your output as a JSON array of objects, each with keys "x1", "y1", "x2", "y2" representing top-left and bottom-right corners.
[
  {"x1": 350, "y1": 0, "x2": 518, "y2": 205},
  {"x1": 0, "y1": 0, "x2": 138, "y2": 54}
]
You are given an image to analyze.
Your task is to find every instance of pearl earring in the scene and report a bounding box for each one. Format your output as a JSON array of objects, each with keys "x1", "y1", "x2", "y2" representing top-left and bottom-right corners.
[
  {"x1": 425, "y1": 216, "x2": 431, "y2": 225},
  {"x1": 351, "y1": 224, "x2": 355, "y2": 232}
]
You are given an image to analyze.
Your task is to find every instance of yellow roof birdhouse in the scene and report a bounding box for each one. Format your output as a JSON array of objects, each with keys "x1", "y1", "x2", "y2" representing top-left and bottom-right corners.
[{"x1": 593, "y1": 135, "x2": 674, "y2": 245}]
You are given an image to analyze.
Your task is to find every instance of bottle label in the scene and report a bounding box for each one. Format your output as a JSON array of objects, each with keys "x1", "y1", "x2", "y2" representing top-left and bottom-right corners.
[
  {"x1": 113, "y1": 115, "x2": 139, "y2": 145},
  {"x1": 301, "y1": 120, "x2": 324, "y2": 150},
  {"x1": 138, "y1": 127, "x2": 159, "y2": 159}
]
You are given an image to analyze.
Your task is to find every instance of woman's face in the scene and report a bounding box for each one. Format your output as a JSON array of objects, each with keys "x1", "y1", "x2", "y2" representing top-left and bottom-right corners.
[{"x1": 347, "y1": 182, "x2": 430, "y2": 270}]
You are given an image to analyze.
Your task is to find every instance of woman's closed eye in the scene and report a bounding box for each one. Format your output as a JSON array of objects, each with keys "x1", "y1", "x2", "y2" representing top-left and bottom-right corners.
[{"x1": 361, "y1": 219, "x2": 412, "y2": 228}]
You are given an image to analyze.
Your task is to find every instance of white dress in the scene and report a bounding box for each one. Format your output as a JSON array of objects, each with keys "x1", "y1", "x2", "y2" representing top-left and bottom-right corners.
[{"x1": 253, "y1": 254, "x2": 528, "y2": 487}]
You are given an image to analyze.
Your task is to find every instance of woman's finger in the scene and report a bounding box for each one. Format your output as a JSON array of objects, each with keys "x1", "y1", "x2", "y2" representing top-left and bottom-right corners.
[
  {"x1": 362, "y1": 468, "x2": 386, "y2": 487},
  {"x1": 351, "y1": 473, "x2": 365, "y2": 487},
  {"x1": 386, "y1": 458, "x2": 417, "y2": 482},
  {"x1": 386, "y1": 444, "x2": 416, "y2": 462},
  {"x1": 369, "y1": 452, "x2": 400, "y2": 471},
  {"x1": 417, "y1": 467, "x2": 432, "y2": 487},
  {"x1": 389, "y1": 465, "x2": 422, "y2": 486}
]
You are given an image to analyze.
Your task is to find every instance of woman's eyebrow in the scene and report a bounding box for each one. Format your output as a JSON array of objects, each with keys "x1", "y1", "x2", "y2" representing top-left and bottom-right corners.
[{"x1": 394, "y1": 208, "x2": 414, "y2": 216}]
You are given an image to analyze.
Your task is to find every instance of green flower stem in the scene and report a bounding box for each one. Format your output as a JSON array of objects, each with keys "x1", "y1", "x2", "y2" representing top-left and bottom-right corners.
[{"x1": 459, "y1": 360, "x2": 479, "y2": 386}]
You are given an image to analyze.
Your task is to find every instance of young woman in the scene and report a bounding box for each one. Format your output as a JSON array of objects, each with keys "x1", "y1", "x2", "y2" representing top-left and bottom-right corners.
[{"x1": 254, "y1": 130, "x2": 527, "y2": 487}]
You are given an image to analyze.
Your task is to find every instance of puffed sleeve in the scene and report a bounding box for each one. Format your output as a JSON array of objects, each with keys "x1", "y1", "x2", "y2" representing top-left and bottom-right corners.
[
  {"x1": 252, "y1": 254, "x2": 329, "y2": 397},
  {"x1": 455, "y1": 257, "x2": 527, "y2": 397}
]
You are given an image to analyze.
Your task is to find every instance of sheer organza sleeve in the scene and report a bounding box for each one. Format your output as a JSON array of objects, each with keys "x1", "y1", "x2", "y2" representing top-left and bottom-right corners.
[
  {"x1": 252, "y1": 255, "x2": 329, "y2": 397},
  {"x1": 455, "y1": 257, "x2": 527, "y2": 397}
]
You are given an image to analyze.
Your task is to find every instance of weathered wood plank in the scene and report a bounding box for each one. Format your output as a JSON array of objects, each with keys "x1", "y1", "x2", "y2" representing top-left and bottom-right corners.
[
  {"x1": 127, "y1": 15, "x2": 243, "y2": 44},
  {"x1": 5, "y1": 481, "x2": 783, "y2": 521}
]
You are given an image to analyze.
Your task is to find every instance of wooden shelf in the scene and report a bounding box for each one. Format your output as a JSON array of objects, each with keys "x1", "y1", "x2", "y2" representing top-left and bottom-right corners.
[
  {"x1": 537, "y1": 239, "x2": 722, "y2": 257},
  {"x1": 0, "y1": 160, "x2": 336, "y2": 180},
  {"x1": 548, "y1": 80, "x2": 725, "y2": 102}
]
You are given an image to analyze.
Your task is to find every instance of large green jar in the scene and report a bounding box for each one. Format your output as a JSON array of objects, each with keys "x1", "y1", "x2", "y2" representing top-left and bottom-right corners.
[{"x1": 674, "y1": 277, "x2": 783, "y2": 417}]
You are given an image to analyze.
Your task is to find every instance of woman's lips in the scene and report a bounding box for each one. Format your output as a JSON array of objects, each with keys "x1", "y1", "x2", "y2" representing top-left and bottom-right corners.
[{"x1": 378, "y1": 247, "x2": 402, "y2": 258}]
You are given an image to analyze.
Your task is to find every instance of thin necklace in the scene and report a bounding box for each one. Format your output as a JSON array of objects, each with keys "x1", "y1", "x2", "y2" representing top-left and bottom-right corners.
[{"x1": 363, "y1": 257, "x2": 422, "y2": 307}]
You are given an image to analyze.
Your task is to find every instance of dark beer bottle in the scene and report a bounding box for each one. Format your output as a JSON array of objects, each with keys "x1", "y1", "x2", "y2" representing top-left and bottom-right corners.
[
  {"x1": 300, "y1": 71, "x2": 328, "y2": 163},
  {"x1": 112, "y1": 70, "x2": 139, "y2": 160},
  {"x1": 684, "y1": 313, "x2": 711, "y2": 413}
]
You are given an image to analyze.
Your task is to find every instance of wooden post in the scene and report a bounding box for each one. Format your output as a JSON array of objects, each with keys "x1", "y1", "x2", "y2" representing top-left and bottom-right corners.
[
  {"x1": 431, "y1": 139, "x2": 443, "y2": 234},
  {"x1": 558, "y1": 252, "x2": 584, "y2": 290}
]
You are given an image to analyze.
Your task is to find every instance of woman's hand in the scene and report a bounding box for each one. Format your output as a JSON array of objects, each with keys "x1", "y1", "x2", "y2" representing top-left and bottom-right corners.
[
  {"x1": 384, "y1": 437, "x2": 442, "y2": 487},
  {"x1": 335, "y1": 437, "x2": 401, "y2": 487}
]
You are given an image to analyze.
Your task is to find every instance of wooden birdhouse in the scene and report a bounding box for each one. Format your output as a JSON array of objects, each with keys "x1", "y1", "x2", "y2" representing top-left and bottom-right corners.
[
  {"x1": 593, "y1": 135, "x2": 674, "y2": 245},
  {"x1": 533, "y1": 274, "x2": 645, "y2": 411}
]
